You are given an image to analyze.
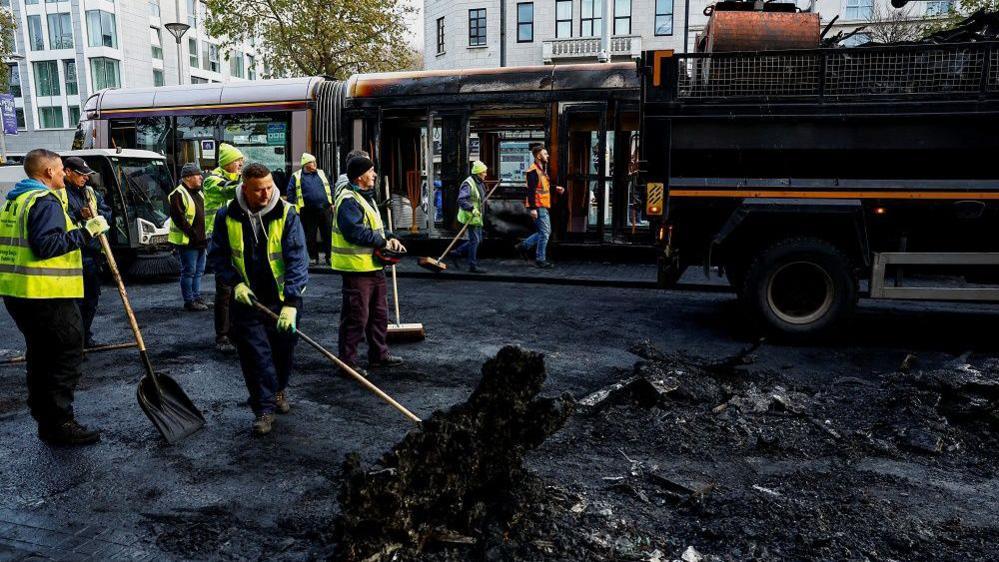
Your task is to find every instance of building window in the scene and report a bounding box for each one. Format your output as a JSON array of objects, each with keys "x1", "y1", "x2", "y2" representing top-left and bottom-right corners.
[
  {"x1": 191, "y1": 76, "x2": 208, "y2": 84},
  {"x1": 148, "y1": 0, "x2": 160, "y2": 17},
  {"x1": 33, "y1": 61, "x2": 60, "y2": 96},
  {"x1": 69, "y1": 106, "x2": 80, "y2": 126},
  {"x1": 208, "y1": 44, "x2": 220, "y2": 72},
  {"x1": 580, "y1": 0, "x2": 603, "y2": 37},
  {"x1": 840, "y1": 32, "x2": 870, "y2": 47},
  {"x1": 436, "y1": 17, "x2": 445, "y2": 54},
  {"x1": 47, "y1": 13, "x2": 74, "y2": 49},
  {"x1": 91, "y1": 57, "x2": 121, "y2": 90},
  {"x1": 926, "y1": 0, "x2": 951, "y2": 15},
  {"x1": 27, "y1": 16, "x2": 44, "y2": 51},
  {"x1": 187, "y1": 0, "x2": 198, "y2": 28},
  {"x1": 517, "y1": 3, "x2": 533, "y2": 42},
  {"x1": 87, "y1": 11, "x2": 118, "y2": 48},
  {"x1": 8, "y1": 64, "x2": 20, "y2": 97},
  {"x1": 845, "y1": 0, "x2": 873, "y2": 20},
  {"x1": 655, "y1": 0, "x2": 673, "y2": 36},
  {"x1": 151, "y1": 27, "x2": 163, "y2": 60},
  {"x1": 614, "y1": 0, "x2": 631, "y2": 34},
  {"x1": 231, "y1": 51, "x2": 244, "y2": 78},
  {"x1": 24, "y1": 0, "x2": 37, "y2": 5},
  {"x1": 189, "y1": 38, "x2": 199, "y2": 68},
  {"x1": 468, "y1": 9, "x2": 486, "y2": 47},
  {"x1": 247, "y1": 54, "x2": 255, "y2": 79},
  {"x1": 38, "y1": 106, "x2": 63, "y2": 129},
  {"x1": 153, "y1": 69, "x2": 165, "y2": 86},
  {"x1": 15, "y1": 108, "x2": 24, "y2": 129},
  {"x1": 556, "y1": 0, "x2": 572, "y2": 38},
  {"x1": 64, "y1": 60, "x2": 77, "y2": 95}
]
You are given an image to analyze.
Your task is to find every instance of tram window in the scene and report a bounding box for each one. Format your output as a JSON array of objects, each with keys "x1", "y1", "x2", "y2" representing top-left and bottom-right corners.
[
  {"x1": 498, "y1": 140, "x2": 538, "y2": 185},
  {"x1": 176, "y1": 115, "x2": 217, "y2": 171},
  {"x1": 220, "y1": 112, "x2": 291, "y2": 186}
]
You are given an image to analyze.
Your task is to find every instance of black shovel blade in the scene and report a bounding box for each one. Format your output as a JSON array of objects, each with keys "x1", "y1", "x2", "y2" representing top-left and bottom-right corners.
[{"x1": 136, "y1": 373, "x2": 205, "y2": 443}]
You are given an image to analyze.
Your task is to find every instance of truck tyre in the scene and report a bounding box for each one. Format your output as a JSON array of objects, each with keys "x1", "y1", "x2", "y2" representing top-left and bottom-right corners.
[{"x1": 742, "y1": 237, "x2": 855, "y2": 338}]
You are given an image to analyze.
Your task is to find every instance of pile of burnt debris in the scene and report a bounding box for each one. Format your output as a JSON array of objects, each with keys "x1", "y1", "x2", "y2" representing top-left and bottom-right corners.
[{"x1": 330, "y1": 342, "x2": 999, "y2": 561}]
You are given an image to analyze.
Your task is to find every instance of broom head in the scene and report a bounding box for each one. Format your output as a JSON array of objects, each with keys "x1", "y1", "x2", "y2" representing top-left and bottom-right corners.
[
  {"x1": 387, "y1": 322, "x2": 426, "y2": 343},
  {"x1": 417, "y1": 256, "x2": 447, "y2": 272}
]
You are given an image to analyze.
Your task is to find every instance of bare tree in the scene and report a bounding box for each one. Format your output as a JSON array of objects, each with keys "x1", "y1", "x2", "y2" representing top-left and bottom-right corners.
[{"x1": 865, "y1": 2, "x2": 925, "y2": 43}]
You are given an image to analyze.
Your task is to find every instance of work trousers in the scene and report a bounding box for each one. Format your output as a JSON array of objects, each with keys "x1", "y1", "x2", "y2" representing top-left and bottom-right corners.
[
  {"x1": 78, "y1": 260, "x2": 102, "y2": 346},
  {"x1": 300, "y1": 205, "x2": 333, "y2": 262},
  {"x1": 4, "y1": 297, "x2": 84, "y2": 427},
  {"x1": 215, "y1": 278, "x2": 232, "y2": 342},
  {"x1": 338, "y1": 271, "x2": 390, "y2": 367},
  {"x1": 178, "y1": 247, "x2": 207, "y2": 303},
  {"x1": 453, "y1": 226, "x2": 483, "y2": 268},
  {"x1": 229, "y1": 301, "x2": 299, "y2": 416},
  {"x1": 522, "y1": 207, "x2": 552, "y2": 262}
]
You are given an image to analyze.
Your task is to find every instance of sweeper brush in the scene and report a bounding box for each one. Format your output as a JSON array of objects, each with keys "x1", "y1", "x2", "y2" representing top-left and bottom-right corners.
[{"x1": 417, "y1": 183, "x2": 500, "y2": 273}]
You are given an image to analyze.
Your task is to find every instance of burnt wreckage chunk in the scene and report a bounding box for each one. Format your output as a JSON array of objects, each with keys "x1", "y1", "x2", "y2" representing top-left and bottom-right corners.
[{"x1": 334, "y1": 346, "x2": 575, "y2": 561}]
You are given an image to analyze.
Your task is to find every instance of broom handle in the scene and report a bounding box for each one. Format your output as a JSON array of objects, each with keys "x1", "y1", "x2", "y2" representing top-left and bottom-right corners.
[
  {"x1": 436, "y1": 182, "x2": 500, "y2": 262},
  {"x1": 251, "y1": 300, "x2": 421, "y2": 423},
  {"x1": 383, "y1": 178, "x2": 402, "y2": 326}
]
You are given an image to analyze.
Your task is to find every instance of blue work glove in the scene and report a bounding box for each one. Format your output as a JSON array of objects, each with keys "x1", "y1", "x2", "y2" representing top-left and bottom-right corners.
[
  {"x1": 234, "y1": 282, "x2": 256, "y2": 306},
  {"x1": 276, "y1": 306, "x2": 297, "y2": 333}
]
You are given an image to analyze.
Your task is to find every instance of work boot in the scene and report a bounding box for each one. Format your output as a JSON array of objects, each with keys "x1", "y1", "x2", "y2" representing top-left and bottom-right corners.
[
  {"x1": 515, "y1": 243, "x2": 531, "y2": 261},
  {"x1": 369, "y1": 355, "x2": 404, "y2": 369},
  {"x1": 185, "y1": 300, "x2": 209, "y2": 312},
  {"x1": 38, "y1": 419, "x2": 100, "y2": 445},
  {"x1": 275, "y1": 391, "x2": 291, "y2": 414},
  {"x1": 252, "y1": 413, "x2": 275, "y2": 436},
  {"x1": 535, "y1": 260, "x2": 554, "y2": 269},
  {"x1": 468, "y1": 265, "x2": 488, "y2": 274},
  {"x1": 216, "y1": 336, "x2": 235, "y2": 353},
  {"x1": 195, "y1": 297, "x2": 210, "y2": 307}
]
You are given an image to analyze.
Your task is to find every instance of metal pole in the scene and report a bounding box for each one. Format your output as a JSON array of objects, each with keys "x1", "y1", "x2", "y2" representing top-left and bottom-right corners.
[
  {"x1": 598, "y1": 0, "x2": 612, "y2": 62},
  {"x1": 425, "y1": 111, "x2": 436, "y2": 236},
  {"x1": 175, "y1": 36, "x2": 184, "y2": 85},
  {"x1": 683, "y1": 0, "x2": 690, "y2": 53},
  {"x1": 1, "y1": 126, "x2": 7, "y2": 166}
]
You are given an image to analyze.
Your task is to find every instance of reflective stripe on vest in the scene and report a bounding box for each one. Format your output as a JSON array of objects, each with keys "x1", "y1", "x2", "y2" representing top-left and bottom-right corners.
[
  {"x1": 330, "y1": 189, "x2": 384, "y2": 273},
  {"x1": 0, "y1": 190, "x2": 84, "y2": 299},
  {"x1": 167, "y1": 185, "x2": 203, "y2": 245},
  {"x1": 525, "y1": 163, "x2": 551, "y2": 209},
  {"x1": 225, "y1": 201, "x2": 290, "y2": 302},
  {"x1": 456, "y1": 176, "x2": 483, "y2": 227},
  {"x1": 293, "y1": 169, "x2": 332, "y2": 211}
]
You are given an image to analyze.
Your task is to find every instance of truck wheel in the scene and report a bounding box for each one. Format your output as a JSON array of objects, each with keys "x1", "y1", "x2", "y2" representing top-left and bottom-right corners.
[{"x1": 742, "y1": 238, "x2": 855, "y2": 338}]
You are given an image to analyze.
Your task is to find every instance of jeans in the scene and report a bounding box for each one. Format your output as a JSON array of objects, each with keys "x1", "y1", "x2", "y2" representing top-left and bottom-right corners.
[
  {"x1": 338, "y1": 271, "x2": 390, "y2": 368},
  {"x1": 453, "y1": 226, "x2": 483, "y2": 267},
  {"x1": 229, "y1": 300, "x2": 299, "y2": 416},
  {"x1": 179, "y1": 247, "x2": 207, "y2": 303},
  {"x1": 522, "y1": 207, "x2": 551, "y2": 262}
]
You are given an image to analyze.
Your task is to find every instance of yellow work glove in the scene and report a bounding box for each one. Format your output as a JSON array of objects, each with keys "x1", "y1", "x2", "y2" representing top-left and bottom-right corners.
[
  {"x1": 83, "y1": 216, "x2": 109, "y2": 237},
  {"x1": 276, "y1": 306, "x2": 297, "y2": 333},
  {"x1": 233, "y1": 282, "x2": 256, "y2": 306},
  {"x1": 472, "y1": 208, "x2": 481, "y2": 218}
]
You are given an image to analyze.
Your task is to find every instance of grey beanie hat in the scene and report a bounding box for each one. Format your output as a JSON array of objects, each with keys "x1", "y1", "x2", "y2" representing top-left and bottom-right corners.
[{"x1": 180, "y1": 163, "x2": 202, "y2": 178}]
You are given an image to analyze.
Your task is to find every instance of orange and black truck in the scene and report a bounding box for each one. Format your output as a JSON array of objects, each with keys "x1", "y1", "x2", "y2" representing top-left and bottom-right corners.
[{"x1": 639, "y1": 2, "x2": 999, "y2": 337}]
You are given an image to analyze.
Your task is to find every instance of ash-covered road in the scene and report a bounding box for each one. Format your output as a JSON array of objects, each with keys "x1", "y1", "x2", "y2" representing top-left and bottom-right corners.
[{"x1": 0, "y1": 270, "x2": 997, "y2": 560}]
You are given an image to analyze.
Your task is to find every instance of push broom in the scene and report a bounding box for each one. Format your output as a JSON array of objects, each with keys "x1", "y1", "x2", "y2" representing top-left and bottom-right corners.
[
  {"x1": 383, "y1": 178, "x2": 425, "y2": 342},
  {"x1": 417, "y1": 182, "x2": 500, "y2": 273}
]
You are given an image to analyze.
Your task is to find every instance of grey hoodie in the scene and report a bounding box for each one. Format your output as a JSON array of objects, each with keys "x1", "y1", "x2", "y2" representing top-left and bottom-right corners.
[{"x1": 236, "y1": 183, "x2": 280, "y2": 244}]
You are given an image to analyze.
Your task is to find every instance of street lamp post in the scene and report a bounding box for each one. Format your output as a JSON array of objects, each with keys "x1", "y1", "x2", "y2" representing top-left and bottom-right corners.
[{"x1": 164, "y1": 22, "x2": 191, "y2": 86}]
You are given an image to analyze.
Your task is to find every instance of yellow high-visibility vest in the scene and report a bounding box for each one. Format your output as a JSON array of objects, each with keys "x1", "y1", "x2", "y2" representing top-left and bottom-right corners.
[
  {"x1": 225, "y1": 201, "x2": 290, "y2": 301},
  {"x1": 330, "y1": 189, "x2": 383, "y2": 273}
]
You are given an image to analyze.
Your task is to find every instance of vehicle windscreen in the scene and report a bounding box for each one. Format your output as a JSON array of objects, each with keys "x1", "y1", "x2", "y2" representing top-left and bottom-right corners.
[{"x1": 112, "y1": 157, "x2": 172, "y2": 227}]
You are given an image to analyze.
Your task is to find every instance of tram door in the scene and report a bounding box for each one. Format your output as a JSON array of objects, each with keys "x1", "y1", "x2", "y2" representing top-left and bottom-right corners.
[{"x1": 561, "y1": 104, "x2": 608, "y2": 240}]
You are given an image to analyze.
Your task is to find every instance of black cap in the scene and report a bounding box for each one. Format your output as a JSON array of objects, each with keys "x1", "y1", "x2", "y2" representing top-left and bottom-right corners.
[
  {"x1": 346, "y1": 156, "x2": 374, "y2": 183},
  {"x1": 180, "y1": 163, "x2": 202, "y2": 178},
  {"x1": 63, "y1": 157, "x2": 95, "y2": 175}
]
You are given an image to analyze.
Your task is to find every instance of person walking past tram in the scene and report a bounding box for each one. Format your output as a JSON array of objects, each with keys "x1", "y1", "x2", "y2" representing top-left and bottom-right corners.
[
  {"x1": 452, "y1": 160, "x2": 488, "y2": 274},
  {"x1": 169, "y1": 163, "x2": 208, "y2": 311},
  {"x1": 0, "y1": 149, "x2": 110, "y2": 445},
  {"x1": 62, "y1": 156, "x2": 111, "y2": 347},
  {"x1": 515, "y1": 145, "x2": 564, "y2": 269},
  {"x1": 332, "y1": 156, "x2": 405, "y2": 375},
  {"x1": 203, "y1": 143, "x2": 245, "y2": 352},
  {"x1": 287, "y1": 153, "x2": 333, "y2": 265},
  {"x1": 208, "y1": 163, "x2": 308, "y2": 436}
]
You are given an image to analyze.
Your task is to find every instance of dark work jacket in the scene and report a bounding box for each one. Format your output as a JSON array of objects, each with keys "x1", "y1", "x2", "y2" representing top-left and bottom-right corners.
[
  {"x1": 64, "y1": 184, "x2": 110, "y2": 265},
  {"x1": 207, "y1": 197, "x2": 309, "y2": 308},
  {"x1": 169, "y1": 186, "x2": 207, "y2": 249}
]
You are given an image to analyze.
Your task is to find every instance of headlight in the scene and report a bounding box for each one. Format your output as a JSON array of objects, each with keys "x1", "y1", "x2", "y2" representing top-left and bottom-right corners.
[{"x1": 136, "y1": 218, "x2": 169, "y2": 246}]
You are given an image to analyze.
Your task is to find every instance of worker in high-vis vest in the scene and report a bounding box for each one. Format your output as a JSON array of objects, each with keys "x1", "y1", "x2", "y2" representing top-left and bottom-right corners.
[
  {"x1": 0, "y1": 149, "x2": 110, "y2": 446},
  {"x1": 515, "y1": 145, "x2": 564, "y2": 269},
  {"x1": 286, "y1": 152, "x2": 333, "y2": 265},
  {"x1": 332, "y1": 156, "x2": 405, "y2": 375},
  {"x1": 203, "y1": 143, "x2": 244, "y2": 353},
  {"x1": 169, "y1": 163, "x2": 208, "y2": 312},
  {"x1": 62, "y1": 156, "x2": 111, "y2": 348},
  {"x1": 207, "y1": 162, "x2": 308, "y2": 436},
  {"x1": 451, "y1": 160, "x2": 489, "y2": 274}
]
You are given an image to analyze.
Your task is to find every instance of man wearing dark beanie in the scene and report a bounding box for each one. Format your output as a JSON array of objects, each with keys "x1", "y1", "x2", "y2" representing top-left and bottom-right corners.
[{"x1": 330, "y1": 156, "x2": 405, "y2": 375}]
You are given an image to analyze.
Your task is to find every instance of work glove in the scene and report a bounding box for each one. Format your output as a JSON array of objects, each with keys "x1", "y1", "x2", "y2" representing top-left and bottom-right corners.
[
  {"x1": 276, "y1": 306, "x2": 297, "y2": 333},
  {"x1": 234, "y1": 282, "x2": 256, "y2": 306},
  {"x1": 386, "y1": 238, "x2": 407, "y2": 253},
  {"x1": 84, "y1": 216, "x2": 110, "y2": 237},
  {"x1": 472, "y1": 208, "x2": 481, "y2": 218}
]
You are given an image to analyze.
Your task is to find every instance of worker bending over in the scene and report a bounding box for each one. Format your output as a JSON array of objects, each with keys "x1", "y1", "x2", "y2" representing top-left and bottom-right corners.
[
  {"x1": 332, "y1": 156, "x2": 404, "y2": 375},
  {"x1": 208, "y1": 163, "x2": 308, "y2": 436},
  {"x1": 516, "y1": 145, "x2": 564, "y2": 269},
  {"x1": 203, "y1": 143, "x2": 245, "y2": 352},
  {"x1": 287, "y1": 153, "x2": 333, "y2": 265},
  {"x1": 0, "y1": 149, "x2": 110, "y2": 445},
  {"x1": 452, "y1": 160, "x2": 488, "y2": 274}
]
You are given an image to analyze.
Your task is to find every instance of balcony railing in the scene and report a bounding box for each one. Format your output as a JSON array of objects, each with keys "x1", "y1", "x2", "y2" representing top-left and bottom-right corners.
[{"x1": 542, "y1": 35, "x2": 642, "y2": 63}]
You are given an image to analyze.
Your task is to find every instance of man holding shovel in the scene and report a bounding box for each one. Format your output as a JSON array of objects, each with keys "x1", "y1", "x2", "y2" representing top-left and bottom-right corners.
[
  {"x1": 332, "y1": 156, "x2": 405, "y2": 375},
  {"x1": 0, "y1": 149, "x2": 110, "y2": 445},
  {"x1": 208, "y1": 163, "x2": 308, "y2": 436}
]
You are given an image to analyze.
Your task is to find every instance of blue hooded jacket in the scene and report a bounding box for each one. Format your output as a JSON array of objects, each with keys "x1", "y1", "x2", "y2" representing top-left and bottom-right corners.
[{"x1": 7, "y1": 179, "x2": 89, "y2": 260}]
